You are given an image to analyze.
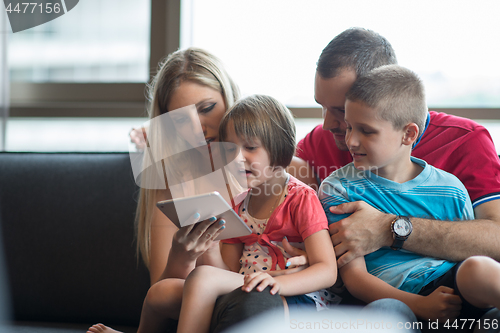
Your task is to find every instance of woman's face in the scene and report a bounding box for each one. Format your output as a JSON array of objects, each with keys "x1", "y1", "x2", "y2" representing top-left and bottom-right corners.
[{"x1": 167, "y1": 81, "x2": 227, "y2": 150}]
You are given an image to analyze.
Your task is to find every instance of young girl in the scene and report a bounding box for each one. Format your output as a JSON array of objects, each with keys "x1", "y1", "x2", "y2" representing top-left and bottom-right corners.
[{"x1": 176, "y1": 95, "x2": 338, "y2": 333}]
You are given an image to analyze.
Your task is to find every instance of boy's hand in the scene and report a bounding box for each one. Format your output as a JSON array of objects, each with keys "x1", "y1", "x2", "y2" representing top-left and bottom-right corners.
[
  {"x1": 242, "y1": 272, "x2": 281, "y2": 295},
  {"x1": 415, "y1": 286, "x2": 462, "y2": 322}
]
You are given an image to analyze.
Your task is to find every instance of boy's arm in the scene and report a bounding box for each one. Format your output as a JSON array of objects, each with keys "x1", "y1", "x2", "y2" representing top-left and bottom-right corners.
[
  {"x1": 257, "y1": 230, "x2": 337, "y2": 296},
  {"x1": 330, "y1": 199, "x2": 500, "y2": 267},
  {"x1": 341, "y1": 257, "x2": 462, "y2": 322}
]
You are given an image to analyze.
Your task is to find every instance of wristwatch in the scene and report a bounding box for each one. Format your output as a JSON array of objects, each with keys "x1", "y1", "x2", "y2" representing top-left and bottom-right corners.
[{"x1": 391, "y1": 216, "x2": 412, "y2": 250}]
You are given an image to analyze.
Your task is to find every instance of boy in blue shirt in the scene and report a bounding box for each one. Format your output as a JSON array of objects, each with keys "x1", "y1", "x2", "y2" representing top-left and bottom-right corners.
[{"x1": 319, "y1": 64, "x2": 500, "y2": 330}]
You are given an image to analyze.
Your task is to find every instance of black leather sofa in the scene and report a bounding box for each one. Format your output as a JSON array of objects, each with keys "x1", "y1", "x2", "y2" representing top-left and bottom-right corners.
[
  {"x1": 1, "y1": 152, "x2": 499, "y2": 333},
  {"x1": 0, "y1": 152, "x2": 150, "y2": 333}
]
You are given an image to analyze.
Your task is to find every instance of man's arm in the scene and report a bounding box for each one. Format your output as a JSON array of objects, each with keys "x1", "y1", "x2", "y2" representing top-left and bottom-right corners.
[
  {"x1": 287, "y1": 156, "x2": 319, "y2": 190},
  {"x1": 405, "y1": 199, "x2": 500, "y2": 260},
  {"x1": 330, "y1": 199, "x2": 500, "y2": 267}
]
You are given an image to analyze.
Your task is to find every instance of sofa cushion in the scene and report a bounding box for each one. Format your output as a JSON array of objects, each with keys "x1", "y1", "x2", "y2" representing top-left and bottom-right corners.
[{"x1": 0, "y1": 153, "x2": 149, "y2": 327}]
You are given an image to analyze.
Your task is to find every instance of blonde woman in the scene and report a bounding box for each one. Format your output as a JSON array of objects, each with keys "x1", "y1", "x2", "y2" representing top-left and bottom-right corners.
[{"x1": 87, "y1": 49, "x2": 291, "y2": 333}]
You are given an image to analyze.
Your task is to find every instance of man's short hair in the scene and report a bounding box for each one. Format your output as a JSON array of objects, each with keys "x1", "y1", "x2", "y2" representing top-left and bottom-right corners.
[
  {"x1": 346, "y1": 65, "x2": 428, "y2": 138},
  {"x1": 317, "y1": 27, "x2": 397, "y2": 79}
]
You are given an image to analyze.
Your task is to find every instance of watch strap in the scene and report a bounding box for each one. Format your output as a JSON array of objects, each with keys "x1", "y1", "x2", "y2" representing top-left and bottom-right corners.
[{"x1": 390, "y1": 238, "x2": 405, "y2": 251}]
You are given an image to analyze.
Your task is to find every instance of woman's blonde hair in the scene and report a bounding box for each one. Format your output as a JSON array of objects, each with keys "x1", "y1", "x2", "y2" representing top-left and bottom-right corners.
[{"x1": 136, "y1": 48, "x2": 240, "y2": 268}]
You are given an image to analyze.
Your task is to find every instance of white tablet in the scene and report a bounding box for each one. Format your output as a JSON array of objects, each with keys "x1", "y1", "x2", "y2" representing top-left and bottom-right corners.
[{"x1": 156, "y1": 191, "x2": 252, "y2": 240}]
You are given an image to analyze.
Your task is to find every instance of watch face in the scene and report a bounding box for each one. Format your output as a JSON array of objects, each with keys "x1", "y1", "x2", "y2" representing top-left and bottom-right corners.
[{"x1": 393, "y1": 218, "x2": 411, "y2": 237}]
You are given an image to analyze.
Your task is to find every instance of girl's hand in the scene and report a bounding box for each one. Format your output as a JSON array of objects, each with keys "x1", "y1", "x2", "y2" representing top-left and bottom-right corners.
[
  {"x1": 171, "y1": 214, "x2": 226, "y2": 262},
  {"x1": 268, "y1": 237, "x2": 309, "y2": 276},
  {"x1": 415, "y1": 286, "x2": 462, "y2": 322},
  {"x1": 242, "y1": 272, "x2": 281, "y2": 295}
]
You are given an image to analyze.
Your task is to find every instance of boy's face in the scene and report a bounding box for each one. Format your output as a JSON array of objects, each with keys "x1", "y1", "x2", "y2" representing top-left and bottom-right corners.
[{"x1": 344, "y1": 100, "x2": 408, "y2": 178}]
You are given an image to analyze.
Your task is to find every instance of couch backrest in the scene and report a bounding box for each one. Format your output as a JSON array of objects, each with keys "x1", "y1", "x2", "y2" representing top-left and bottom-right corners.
[{"x1": 0, "y1": 152, "x2": 150, "y2": 326}]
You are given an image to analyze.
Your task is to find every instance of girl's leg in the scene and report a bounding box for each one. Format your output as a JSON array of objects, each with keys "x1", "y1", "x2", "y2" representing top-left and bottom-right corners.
[
  {"x1": 456, "y1": 256, "x2": 500, "y2": 309},
  {"x1": 177, "y1": 266, "x2": 245, "y2": 333},
  {"x1": 87, "y1": 278, "x2": 185, "y2": 333}
]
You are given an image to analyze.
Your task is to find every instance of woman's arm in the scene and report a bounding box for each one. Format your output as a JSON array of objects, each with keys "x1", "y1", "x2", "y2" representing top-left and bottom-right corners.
[
  {"x1": 244, "y1": 230, "x2": 336, "y2": 296},
  {"x1": 341, "y1": 257, "x2": 462, "y2": 322},
  {"x1": 220, "y1": 243, "x2": 244, "y2": 272}
]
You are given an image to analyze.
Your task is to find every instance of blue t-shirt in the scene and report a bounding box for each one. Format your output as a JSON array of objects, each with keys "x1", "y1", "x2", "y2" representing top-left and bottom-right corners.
[{"x1": 319, "y1": 157, "x2": 474, "y2": 293}]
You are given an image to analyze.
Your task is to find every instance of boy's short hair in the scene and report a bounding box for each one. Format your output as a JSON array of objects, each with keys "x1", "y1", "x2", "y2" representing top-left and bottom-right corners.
[
  {"x1": 346, "y1": 65, "x2": 428, "y2": 138},
  {"x1": 317, "y1": 27, "x2": 397, "y2": 79},
  {"x1": 219, "y1": 95, "x2": 296, "y2": 169}
]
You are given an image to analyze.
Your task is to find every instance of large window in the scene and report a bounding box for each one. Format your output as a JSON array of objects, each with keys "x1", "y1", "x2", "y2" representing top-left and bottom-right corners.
[
  {"x1": 8, "y1": 0, "x2": 151, "y2": 83},
  {"x1": 182, "y1": 0, "x2": 500, "y2": 110},
  {"x1": 3, "y1": 0, "x2": 500, "y2": 152}
]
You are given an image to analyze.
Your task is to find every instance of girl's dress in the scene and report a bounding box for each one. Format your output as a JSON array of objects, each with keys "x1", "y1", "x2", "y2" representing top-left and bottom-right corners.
[{"x1": 224, "y1": 175, "x2": 340, "y2": 309}]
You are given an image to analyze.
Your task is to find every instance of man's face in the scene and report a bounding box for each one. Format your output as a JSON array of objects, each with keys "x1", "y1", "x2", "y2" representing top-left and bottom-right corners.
[{"x1": 314, "y1": 69, "x2": 357, "y2": 151}]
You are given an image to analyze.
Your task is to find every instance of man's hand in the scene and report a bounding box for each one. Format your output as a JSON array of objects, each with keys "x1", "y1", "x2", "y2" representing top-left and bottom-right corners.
[{"x1": 329, "y1": 201, "x2": 394, "y2": 268}]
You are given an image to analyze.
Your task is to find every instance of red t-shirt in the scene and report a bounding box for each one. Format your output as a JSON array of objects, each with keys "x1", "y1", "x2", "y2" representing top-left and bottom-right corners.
[
  {"x1": 224, "y1": 176, "x2": 327, "y2": 245},
  {"x1": 296, "y1": 111, "x2": 500, "y2": 208}
]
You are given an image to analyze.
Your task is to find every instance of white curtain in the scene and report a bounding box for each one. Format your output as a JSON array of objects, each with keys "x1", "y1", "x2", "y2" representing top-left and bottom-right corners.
[{"x1": 0, "y1": 8, "x2": 9, "y2": 151}]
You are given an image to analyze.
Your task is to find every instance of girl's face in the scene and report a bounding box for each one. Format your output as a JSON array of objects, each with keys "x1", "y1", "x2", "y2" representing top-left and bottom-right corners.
[
  {"x1": 224, "y1": 121, "x2": 278, "y2": 190},
  {"x1": 167, "y1": 81, "x2": 226, "y2": 150}
]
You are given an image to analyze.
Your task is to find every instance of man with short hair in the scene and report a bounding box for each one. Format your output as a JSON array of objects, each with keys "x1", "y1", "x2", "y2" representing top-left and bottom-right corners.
[
  {"x1": 292, "y1": 27, "x2": 500, "y2": 270},
  {"x1": 287, "y1": 27, "x2": 500, "y2": 332}
]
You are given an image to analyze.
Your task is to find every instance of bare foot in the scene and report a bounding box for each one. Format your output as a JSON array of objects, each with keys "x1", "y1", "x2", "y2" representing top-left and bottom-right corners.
[{"x1": 87, "y1": 323, "x2": 123, "y2": 333}]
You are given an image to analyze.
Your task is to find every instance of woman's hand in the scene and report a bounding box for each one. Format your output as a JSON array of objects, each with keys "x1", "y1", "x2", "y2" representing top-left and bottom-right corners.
[
  {"x1": 242, "y1": 272, "x2": 281, "y2": 295},
  {"x1": 268, "y1": 237, "x2": 309, "y2": 276},
  {"x1": 130, "y1": 127, "x2": 148, "y2": 150},
  {"x1": 171, "y1": 214, "x2": 226, "y2": 262},
  {"x1": 414, "y1": 286, "x2": 462, "y2": 322}
]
